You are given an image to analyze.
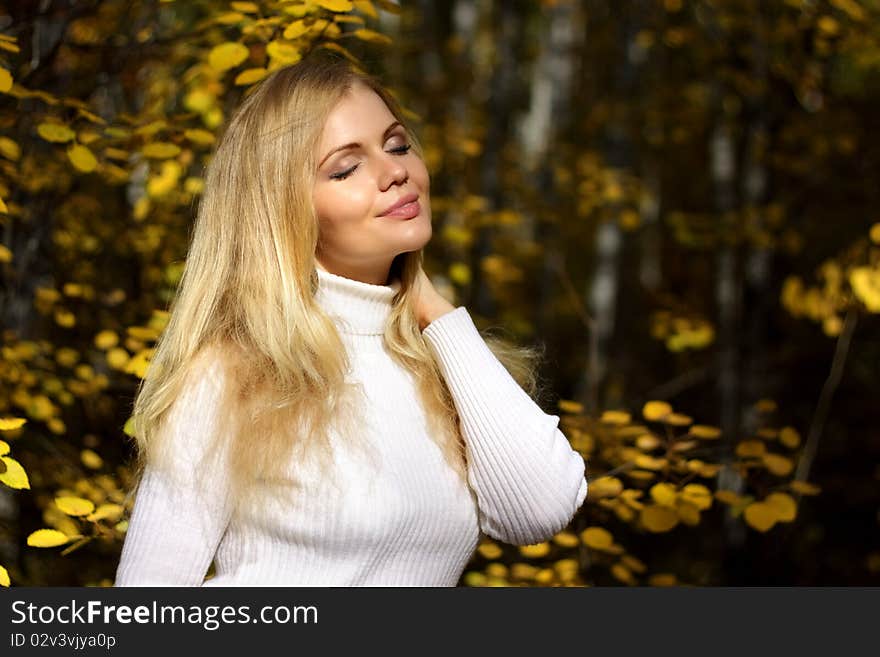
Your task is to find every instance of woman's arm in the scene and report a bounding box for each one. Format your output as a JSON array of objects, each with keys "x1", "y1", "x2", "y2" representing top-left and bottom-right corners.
[
  {"x1": 114, "y1": 353, "x2": 234, "y2": 586},
  {"x1": 422, "y1": 306, "x2": 588, "y2": 546}
]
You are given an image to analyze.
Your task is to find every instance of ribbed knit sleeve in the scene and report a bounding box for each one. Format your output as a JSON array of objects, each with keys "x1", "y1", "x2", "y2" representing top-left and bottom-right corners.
[
  {"x1": 422, "y1": 306, "x2": 588, "y2": 546},
  {"x1": 114, "y1": 353, "x2": 234, "y2": 586}
]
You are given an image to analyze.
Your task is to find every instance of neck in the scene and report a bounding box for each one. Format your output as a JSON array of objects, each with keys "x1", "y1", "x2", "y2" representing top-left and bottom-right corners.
[
  {"x1": 315, "y1": 258, "x2": 392, "y2": 286},
  {"x1": 315, "y1": 267, "x2": 401, "y2": 336}
]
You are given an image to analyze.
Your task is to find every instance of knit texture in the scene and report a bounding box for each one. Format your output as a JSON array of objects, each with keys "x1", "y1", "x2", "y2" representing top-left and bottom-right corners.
[{"x1": 114, "y1": 268, "x2": 587, "y2": 586}]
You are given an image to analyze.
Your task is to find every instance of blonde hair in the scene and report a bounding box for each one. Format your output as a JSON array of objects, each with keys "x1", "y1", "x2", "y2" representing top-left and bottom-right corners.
[{"x1": 127, "y1": 51, "x2": 545, "y2": 517}]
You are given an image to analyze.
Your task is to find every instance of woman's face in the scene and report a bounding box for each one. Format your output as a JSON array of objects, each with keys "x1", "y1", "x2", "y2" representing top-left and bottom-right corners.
[{"x1": 312, "y1": 82, "x2": 431, "y2": 285}]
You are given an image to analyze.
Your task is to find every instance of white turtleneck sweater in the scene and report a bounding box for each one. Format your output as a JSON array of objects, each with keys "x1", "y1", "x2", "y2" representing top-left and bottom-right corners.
[{"x1": 114, "y1": 268, "x2": 588, "y2": 586}]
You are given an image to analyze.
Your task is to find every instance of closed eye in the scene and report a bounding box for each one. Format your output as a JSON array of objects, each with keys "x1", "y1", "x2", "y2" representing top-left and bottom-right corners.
[{"x1": 329, "y1": 143, "x2": 413, "y2": 181}]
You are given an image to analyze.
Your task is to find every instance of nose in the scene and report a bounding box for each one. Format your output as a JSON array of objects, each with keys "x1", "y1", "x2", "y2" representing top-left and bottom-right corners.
[{"x1": 377, "y1": 151, "x2": 408, "y2": 190}]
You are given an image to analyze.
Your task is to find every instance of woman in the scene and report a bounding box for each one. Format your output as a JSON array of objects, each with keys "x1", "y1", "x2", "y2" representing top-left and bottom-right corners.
[{"x1": 114, "y1": 52, "x2": 588, "y2": 587}]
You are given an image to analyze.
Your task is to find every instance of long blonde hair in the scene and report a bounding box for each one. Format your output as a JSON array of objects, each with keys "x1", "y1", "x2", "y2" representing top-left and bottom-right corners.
[{"x1": 127, "y1": 51, "x2": 544, "y2": 516}]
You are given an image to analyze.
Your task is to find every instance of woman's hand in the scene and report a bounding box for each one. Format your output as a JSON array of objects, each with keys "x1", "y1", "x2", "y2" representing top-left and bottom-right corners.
[{"x1": 414, "y1": 265, "x2": 456, "y2": 331}]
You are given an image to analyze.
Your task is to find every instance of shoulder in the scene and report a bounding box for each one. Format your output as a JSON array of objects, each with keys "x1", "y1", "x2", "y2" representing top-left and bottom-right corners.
[
  {"x1": 162, "y1": 342, "x2": 243, "y2": 428},
  {"x1": 185, "y1": 341, "x2": 243, "y2": 391}
]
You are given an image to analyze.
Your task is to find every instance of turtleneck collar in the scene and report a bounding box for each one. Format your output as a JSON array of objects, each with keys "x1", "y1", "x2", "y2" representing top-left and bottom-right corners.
[{"x1": 315, "y1": 267, "x2": 401, "y2": 336}]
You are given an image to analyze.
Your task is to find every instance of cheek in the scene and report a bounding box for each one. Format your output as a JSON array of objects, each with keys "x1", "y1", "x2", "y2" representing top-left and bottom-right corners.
[
  {"x1": 314, "y1": 185, "x2": 372, "y2": 227},
  {"x1": 412, "y1": 158, "x2": 430, "y2": 191}
]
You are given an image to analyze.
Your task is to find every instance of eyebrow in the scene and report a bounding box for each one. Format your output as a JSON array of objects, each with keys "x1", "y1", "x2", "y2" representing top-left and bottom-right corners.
[{"x1": 318, "y1": 121, "x2": 403, "y2": 168}]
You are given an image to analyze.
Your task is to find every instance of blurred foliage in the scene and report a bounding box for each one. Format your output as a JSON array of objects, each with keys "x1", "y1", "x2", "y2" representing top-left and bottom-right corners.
[{"x1": 1, "y1": 0, "x2": 879, "y2": 586}]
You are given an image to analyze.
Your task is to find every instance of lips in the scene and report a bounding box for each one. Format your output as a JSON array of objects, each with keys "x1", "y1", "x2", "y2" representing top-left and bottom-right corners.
[{"x1": 379, "y1": 192, "x2": 419, "y2": 217}]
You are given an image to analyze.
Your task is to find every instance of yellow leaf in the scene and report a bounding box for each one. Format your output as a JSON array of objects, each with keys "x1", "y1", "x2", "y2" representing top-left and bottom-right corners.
[
  {"x1": 641, "y1": 505, "x2": 679, "y2": 532},
  {"x1": 352, "y1": 27, "x2": 392, "y2": 44},
  {"x1": 611, "y1": 562, "x2": 636, "y2": 585},
  {"x1": 817, "y1": 16, "x2": 839, "y2": 36},
  {"x1": 621, "y1": 554, "x2": 647, "y2": 574},
  {"x1": 765, "y1": 493, "x2": 797, "y2": 522},
  {"x1": 147, "y1": 160, "x2": 183, "y2": 197},
  {"x1": 208, "y1": 42, "x2": 250, "y2": 72},
  {"x1": 679, "y1": 483, "x2": 712, "y2": 510},
  {"x1": 830, "y1": 0, "x2": 865, "y2": 21},
  {"x1": 790, "y1": 480, "x2": 821, "y2": 496},
  {"x1": 124, "y1": 349, "x2": 152, "y2": 379},
  {"x1": 779, "y1": 426, "x2": 801, "y2": 449},
  {"x1": 557, "y1": 399, "x2": 583, "y2": 414},
  {"x1": 0, "y1": 457, "x2": 29, "y2": 489},
  {"x1": 626, "y1": 469, "x2": 656, "y2": 481},
  {"x1": 552, "y1": 531, "x2": 579, "y2": 548},
  {"x1": 37, "y1": 122, "x2": 76, "y2": 143},
  {"x1": 459, "y1": 138, "x2": 482, "y2": 156},
  {"x1": 744, "y1": 502, "x2": 777, "y2": 532},
  {"x1": 234, "y1": 67, "x2": 268, "y2": 86},
  {"x1": 634, "y1": 454, "x2": 667, "y2": 470},
  {"x1": 648, "y1": 573, "x2": 677, "y2": 586},
  {"x1": 0, "y1": 67, "x2": 12, "y2": 93},
  {"x1": 266, "y1": 40, "x2": 301, "y2": 64},
  {"x1": 762, "y1": 452, "x2": 794, "y2": 476},
  {"x1": 317, "y1": 0, "x2": 354, "y2": 11},
  {"x1": 142, "y1": 142, "x2": 181, "y2": 159},
  {"x1": 612, "y1": 500, "x2": 635, "y2": 522},
  {"x1": 0, "y1": 244, "x2": 11, "y2": 263},
  {"x1": 0, "y1": 564, "x2": 9, "y2": 586},
  {"x1": 54, "y1": 308, "x2": 76, "y2": 328},
  {"x1": 477, "y1": 540, "x2": 502, "y2": 560},
  {"x1": 353, "y1": 0, "x2": 378, "y2": 18},
  {"x1": 0, "y1": 136, "x2": 21, "y2": 160},
  {"x1": 518, "y1": 542, "x2": 550, "y2": 558},
  {"x1": 663, "y1": 412, "x2": 693, "y2": 426},
  {"x1": 619, "y1": 489, "x2": 645, "y2": 510},
  {"x1": 600, "y1": 410, "x2": 631, "y2": 425},
  {"x1": 27, "y1": 528, "x2": 71, "y2": 548},
  {"x1": 0, "y1": 440, "x2": 8, "y2": 456},
  {"x1": 635, "y1": 433, "x2": 661, "y2": 450},
  {"x1": 689, "y1": 424, "x2": 721, "y2": 439},
  {"x1": 94, "y1": 330, "x2": 119, "y2": 350},
  {"x1": 649, "y1": 482, "x2": 677, "y2": 507},
  {"x1": 642, "y1": 400, "x2": 672, "y2": 421},
  {"x1": 184, "y1": 89, "x2": 215, "y2": 113},
  {"x1": 55, "y1": 496, "x2": 95, "y2": 516},
  {"x1": 283, "y1": 20, "x2": 310, "y2": 39},
  {"x1": 81, "y1": 449, "x2": 103, "y2": 470},
  {"x1": 714, "y1": 490, "x2": 742, "y2": 505},
  {"x1": 823, "y1": 315, "x2": 843, "y2": 337},
  {"x1": 486, "y1": 562, "x2": 508, "y2": 579},
  {"x1": 676, "y1": 500, "x2": 701, "y2": 526},
  {"x1": 755, "y1": 398, "x2": 777, "y2": 413},
  {"x1": 184, "y1": 129, "x2": 215, "y2": 146},
  {"x1": 850, "y1": 266, "x2": 880, "y2": 313},
  {"x1": 736, "y1": 440, "x2": 766, "y2": 458},
  {"x1": 87, "y1": 503, "x2": 123, "y2": 524},
  {"x1": 463, "y1": 571, "x2": 487, "y2": 586},
  {"x1": 0, "y1": 197, "x2": 7, "y2": 214},
  {"x1": 448, "y1": 262, "x2": 471, "y2": 286},
  {"x1": 870, "y1": 222, "x2": 880, "y2": 245},
  {"x1": 107, "y1": 347, "x2": 130, "y2": 369},
  {"x1": 67, "y1": 143, "x2": 98, "y2": 172},
  {"x1": 588, "y1": 476, "x2": 622, "y2": 499},
  {"x1": 580, "y1": 526, "x2": 613, "y2": 550},
  {"x1": 230, "y1": 1, "x2": 259, "y2": 11},
  {"x1": 184, "y1": 177, "x2": 205, "y2": 194},
  {"x1": 216, "y1": 11, "x2": 246, "y2": 25}
]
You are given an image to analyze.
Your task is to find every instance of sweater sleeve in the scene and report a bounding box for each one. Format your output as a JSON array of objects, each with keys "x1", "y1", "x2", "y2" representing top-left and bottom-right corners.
[
  {"x1": 114, "y1": 352, "x2": 235, "y2": 586},
  {"x1": 422, "y1": 306, "x2": 588, "y2": 546}
]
